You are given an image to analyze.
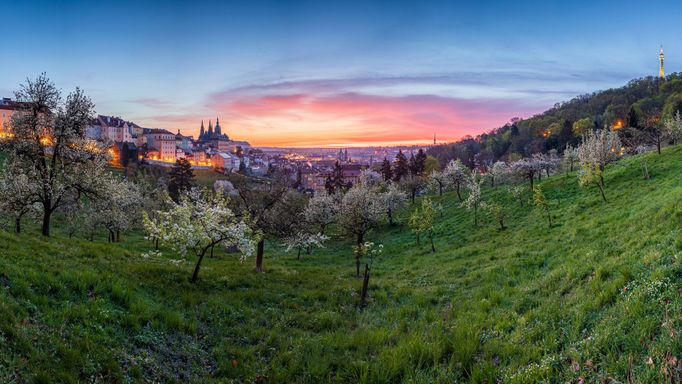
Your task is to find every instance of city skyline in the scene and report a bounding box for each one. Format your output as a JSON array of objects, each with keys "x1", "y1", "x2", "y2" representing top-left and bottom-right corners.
[{"x1": 2, "y1": 0, "x2": 682, "y2": 147}]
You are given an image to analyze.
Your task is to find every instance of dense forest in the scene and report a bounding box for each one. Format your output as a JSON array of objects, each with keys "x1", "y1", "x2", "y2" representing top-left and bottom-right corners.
[{"x1": 428, "y1": 73, "x2": 682, "y2": 167}]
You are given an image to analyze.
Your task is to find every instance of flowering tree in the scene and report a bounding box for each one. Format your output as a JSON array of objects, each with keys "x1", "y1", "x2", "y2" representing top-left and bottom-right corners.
[
  {"x1": 89, "y1": 176, "x2": 143, "y2": 242},
  {"x1": 0, "y1": 159, "x2": 38, "y2": 233},
  {"x1": 213, "y1": 179, "x2": 238, "y2": 196},
  {"x1": 4, "y1": 74, "x2": 110, "y2": 236},
  {"x1": 428, "y1": 170, "x2": 448, "y2": 196},
  {"x1": 143, "y1": 189, "x2": 255, "y2": 282},
  {"x1": 382, "y1": 182, "x2": 407, "y2": 225},
  {"x1": 358, "y1": 169, "x2": 383, "y2": 188},
  {"x1": 487, "y1": 161, "x2": 508, "y2": 187},
  {"x1": 577, "y1": 129, "x2": 622, "y2": 202},
  {"x1": 532, "y1": 151, "x2": 561, "y2": 178},
  {"x1": 339, "y1": 184, "x2": 387, "y2": 277},
  {"x1": 510, "y1": 157, "x2": 542, "y2": 191},
  {"x1": 562, "y1": 145, "x2": 579, "y2": 173},
  {"x1": 408, "y1": 197, "x2": 437, "y2": 252},
  {"x1": 462, "y1": 170, "x2": 484, "y2": 226},
  {"x1": 303, "y1": 192, "x2": 339, "y2": 235},
  {"x1": 399, "y1": 174, "x2": 425, "y2": 204},
  {"x1": 282, "y1": 231, "x2": 328, "y2": 259},
  {"x1": 443, "y1": 159, "x2": 468, "y2": 201},
  {"x1": 663, "y1": 110, "x2": 682, "y2": 144}
]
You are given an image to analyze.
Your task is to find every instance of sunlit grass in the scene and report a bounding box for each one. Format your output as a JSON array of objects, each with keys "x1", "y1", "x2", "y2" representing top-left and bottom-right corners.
[{"x1": 2, "y1": 147, "x2": 682, "y2": 382}]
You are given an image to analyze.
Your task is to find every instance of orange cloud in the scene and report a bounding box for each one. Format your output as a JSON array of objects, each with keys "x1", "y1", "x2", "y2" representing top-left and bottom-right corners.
[
  {"x1": 199, "y1": 92, "x2": 543, "y2": 147},
  {"x1": 133, "y1": 77, "x2": 547, "y2": 147}
]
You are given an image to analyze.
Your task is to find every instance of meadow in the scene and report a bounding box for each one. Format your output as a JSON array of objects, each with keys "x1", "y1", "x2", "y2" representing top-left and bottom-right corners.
[{"x1": 2, "y1": 146, "x2": 682, "y2": 383}]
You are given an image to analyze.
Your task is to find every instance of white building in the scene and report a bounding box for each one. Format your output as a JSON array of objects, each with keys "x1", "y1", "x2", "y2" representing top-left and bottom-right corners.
[
  {"x1": 145, "y1": 129, "x2": 176, "y2": 161},
  {"x1": 212, "y1": 152, "x2": 236, "y2": 171},
  {"x1": 88, "y1": 115, "x2": 138, "y2": 143}
]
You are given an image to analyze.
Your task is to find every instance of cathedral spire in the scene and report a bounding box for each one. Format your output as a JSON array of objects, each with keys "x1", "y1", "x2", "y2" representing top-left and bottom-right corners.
[
  {"x1": 658, "y1": 45, "x2": 665, "y2": 79},
  {"x1": 208, "y1": 120, "x2": 213, "y2": 135},
  {"x1": 200, "y1": 120, "x2": 205, "y2": 138},
  {"x1": 215, "y1": 116, "x2": 221, "y2": 135}
]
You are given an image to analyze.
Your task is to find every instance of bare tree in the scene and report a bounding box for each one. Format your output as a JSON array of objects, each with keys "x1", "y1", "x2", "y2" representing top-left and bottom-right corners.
[{"x1": 233, "y1": 173, "x2": 304, "y2": 272}]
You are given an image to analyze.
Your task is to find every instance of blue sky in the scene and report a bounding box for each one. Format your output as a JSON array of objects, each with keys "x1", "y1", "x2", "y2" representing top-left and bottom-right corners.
[{"x1": 2, "y1": 0, "x2": 680, "y2": 146}]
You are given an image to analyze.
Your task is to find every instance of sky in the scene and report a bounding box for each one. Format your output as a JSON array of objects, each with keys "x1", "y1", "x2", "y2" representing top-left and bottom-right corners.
[{"x1": 2, "y1": 0, "x2": 682, "y2": 147}]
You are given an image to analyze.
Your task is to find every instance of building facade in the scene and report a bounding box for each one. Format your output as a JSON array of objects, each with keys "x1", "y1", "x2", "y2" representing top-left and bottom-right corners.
[{"x1": 145, "y1": 129, "x2": 176, "y2": 161}]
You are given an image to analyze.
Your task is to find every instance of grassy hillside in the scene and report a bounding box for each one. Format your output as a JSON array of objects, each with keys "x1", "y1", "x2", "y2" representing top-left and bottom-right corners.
[{"x1": 2, "y1": 147, "x2": 682, "y2": 383}]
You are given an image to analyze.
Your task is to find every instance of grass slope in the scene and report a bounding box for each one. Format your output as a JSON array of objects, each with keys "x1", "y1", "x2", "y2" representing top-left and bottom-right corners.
[{"x1": 2, "y1": 147, "x2": 682, "y2": 383}]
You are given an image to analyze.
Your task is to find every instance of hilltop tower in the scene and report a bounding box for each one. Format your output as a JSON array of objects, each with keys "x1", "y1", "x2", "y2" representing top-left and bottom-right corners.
[
  {"x1": 199, "y1": 120, "x2": 205, "y2": 138},
  {"x1": 208, "y1": 120, "x2": 213, "y2": 136},
  {"x1": 658, "y1": 45, "x2": 665, "y2": 79},
  {"x1": 215, "y1": 116, "x2": 222, "y2": 135}
]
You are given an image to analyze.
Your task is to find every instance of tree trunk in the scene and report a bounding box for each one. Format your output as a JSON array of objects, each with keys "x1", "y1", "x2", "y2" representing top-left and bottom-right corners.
[
  {"x1": 387, "y1": 208, "x2": 394, "y2": 226},
  {"x1": 155, "y1": 238, "x2": 159, "y2": 250},
  {"x1": 499, "y1": 219, "x2": 506, "y2": 230},
  {"x1": 210, "y1": 245, "x2": 214, "y2": 258},
  {"x1": 360, "y1": 263, "x2": 370, "y2": 308},
  {"x1": 597, "y1": 182, "x2": 607, "y2": 202},
  {"x1": 297, "y1": 247, "x2": 301, "y2": 260},
  {"x1": 255, "y1": 239, "x2": 265, "y2": 273},
  {"x1": 529, "y1": 174, "x2": 534, "y2": 191},
  {"x1": 41, "y1": 207, "x2": 52, "y2": 237},
  {"x1": 456, "y1": 184, "x2": 462, "y2": 201},
  {"x1": 15, "y1": 217, "x2": 21, "y2": 234},
  {"x1": 657, "y1": 139, "x2": 661, "y2": 155},
  {"x1": 429, "y1": 231, "x2": 435, "y2": 253},
  {"x1": 439, "y1": 183, "x2": 443, "y2": 196},
  {"x1": 599, "y1": 173, "x2": 605, "y2": 189},
  {"x1": 116, "y1": 230, "x2": 121, "y2": 242},
  {"x1": 191, "y1": 251, "x2": 207, "y2": 283}
]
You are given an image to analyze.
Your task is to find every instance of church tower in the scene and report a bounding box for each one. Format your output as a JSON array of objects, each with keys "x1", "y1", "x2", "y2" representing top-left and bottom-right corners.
[
  {"x1": 208, "y1": 120, "x2": 213, "y2": 136},
  {"x1": 200, "y1": 120, "x2": 205, "y2": 139},
  {"x1": 215, "y1": 117, "x2": 222, "y2": 135},
  {"x1": 658, "y1": 45, "x2": 665, "y2": 79}
]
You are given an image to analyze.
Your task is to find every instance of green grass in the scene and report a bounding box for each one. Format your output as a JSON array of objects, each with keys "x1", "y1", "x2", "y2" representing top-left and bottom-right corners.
[{"x1": 2, "y1": 147, "x2": 682, "y2": 383}]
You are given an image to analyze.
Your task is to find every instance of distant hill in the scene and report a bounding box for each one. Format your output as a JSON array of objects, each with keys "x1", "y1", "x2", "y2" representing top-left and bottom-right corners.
[{"x1": 429, "y1": 73, "x2": 682, "y2": 168}]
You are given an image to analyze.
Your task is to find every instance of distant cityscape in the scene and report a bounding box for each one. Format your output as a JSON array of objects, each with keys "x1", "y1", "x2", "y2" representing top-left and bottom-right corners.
[{"x1": 0, "y1": 97, "x2": 433, "y2": 193}]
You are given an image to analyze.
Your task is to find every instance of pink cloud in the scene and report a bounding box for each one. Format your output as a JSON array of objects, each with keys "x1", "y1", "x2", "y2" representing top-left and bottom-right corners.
[{"x1": 198, "y1": 91, "x2": 544, "y2": 147}]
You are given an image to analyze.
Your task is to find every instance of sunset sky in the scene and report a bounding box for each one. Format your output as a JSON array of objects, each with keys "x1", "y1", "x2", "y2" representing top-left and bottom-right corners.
[{"x1": 3, "y1": 0, "x2": 682, "y2": 147}]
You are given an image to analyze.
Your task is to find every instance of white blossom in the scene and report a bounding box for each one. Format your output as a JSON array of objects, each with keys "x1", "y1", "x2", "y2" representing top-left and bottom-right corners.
[
  {"x1": 303, "y1": 192, "x2": 339, "y2": 235},
  {"x1": 442, "y1": 159, "x2": 468, "y2": 200},
  {"x1": 143, "y1": 189, "x2": 255, "y2": 282},
  {"x1": 462, "y1": 170, "x2": 484, "y2": 225},
  {"x1": 381, "y1": 182, "x2": 408, "y2": 225},
  {"x1": 358, "y1": 169, "x2": 383, "y2": 188}
]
